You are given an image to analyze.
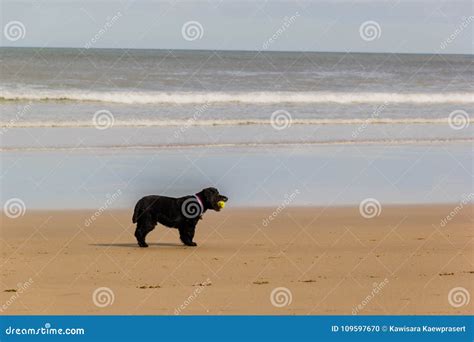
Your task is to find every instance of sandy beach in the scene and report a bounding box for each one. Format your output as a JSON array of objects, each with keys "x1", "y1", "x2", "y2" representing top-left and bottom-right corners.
[{"x1": 0, "y1": 205, "x2": 472, "y2": 315}]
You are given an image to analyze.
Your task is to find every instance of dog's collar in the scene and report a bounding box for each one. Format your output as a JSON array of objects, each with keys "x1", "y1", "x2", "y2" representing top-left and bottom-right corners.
[{"x1": 194, "y1": 194, "x2": 204, "y2": 212}]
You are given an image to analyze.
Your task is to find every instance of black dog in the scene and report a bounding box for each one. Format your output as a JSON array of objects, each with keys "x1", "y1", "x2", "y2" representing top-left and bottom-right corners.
[{"x1": 132, "y1": 187, "x2": 228, "y2": 247}]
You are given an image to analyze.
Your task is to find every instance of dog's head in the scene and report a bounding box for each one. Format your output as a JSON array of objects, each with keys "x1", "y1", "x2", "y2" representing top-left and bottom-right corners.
[{"x1": 198, "y1": 187, "x2": 228, "y2": 211}]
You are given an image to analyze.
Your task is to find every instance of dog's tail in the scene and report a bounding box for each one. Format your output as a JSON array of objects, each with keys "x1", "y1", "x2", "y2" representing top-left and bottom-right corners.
[{"x1": 132, "y1": 199, "x2": 142, "y2": 223}]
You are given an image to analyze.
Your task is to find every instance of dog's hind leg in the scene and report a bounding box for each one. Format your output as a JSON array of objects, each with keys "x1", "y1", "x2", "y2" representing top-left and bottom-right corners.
[
  {"x1": 135, "y1": 219, "x2": 155, "y2": 248},
  {"x1": 179, "y1": 226, "x2": 197, "y2": 246},
  {"x1": 134, "y1": 224, "x2": 147, "y2": 247}
]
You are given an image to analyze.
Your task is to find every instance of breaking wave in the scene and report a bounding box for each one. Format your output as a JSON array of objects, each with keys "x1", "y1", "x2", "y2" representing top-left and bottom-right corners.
[{"x1": 1, "y1": 89, "x2": 473, "y2": 104}]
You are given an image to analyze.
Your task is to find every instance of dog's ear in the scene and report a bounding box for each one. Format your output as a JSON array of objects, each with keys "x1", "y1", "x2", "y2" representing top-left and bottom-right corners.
[
  {"x1": 200, "y1": 187, "x2": 218, "y2": 198},
  {"x1": 198, "y1": 188, "x2": 220, "y2": 211},
  {"x1": 200, "y1": 188, "x2": 215, "y2": 201}
]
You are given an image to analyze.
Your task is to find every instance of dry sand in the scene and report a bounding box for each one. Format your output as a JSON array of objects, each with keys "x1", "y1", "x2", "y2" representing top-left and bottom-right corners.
[{"x1": 0, "y1": 205, "x2": 472, "y2": 315}]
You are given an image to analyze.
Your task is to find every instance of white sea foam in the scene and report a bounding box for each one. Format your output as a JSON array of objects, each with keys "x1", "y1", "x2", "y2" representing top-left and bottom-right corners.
[{"x1": 1, "y1": 89, "x2": 473, "y2": 104}]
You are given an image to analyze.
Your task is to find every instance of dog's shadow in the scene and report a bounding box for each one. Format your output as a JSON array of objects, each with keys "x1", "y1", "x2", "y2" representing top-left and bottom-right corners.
[{"x1": 90, "y1": 242, "x2": 184, "y2": 248}]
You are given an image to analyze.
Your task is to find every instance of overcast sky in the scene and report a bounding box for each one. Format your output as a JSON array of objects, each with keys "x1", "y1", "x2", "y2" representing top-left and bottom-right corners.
[{"x1": 1, "y1": 0, "x2": 472, "y2": 54}]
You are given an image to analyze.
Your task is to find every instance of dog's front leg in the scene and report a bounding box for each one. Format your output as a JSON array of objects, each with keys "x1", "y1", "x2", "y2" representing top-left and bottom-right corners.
[{"x1": 179, "y1": 225, "x2": 197, "y2": 246}]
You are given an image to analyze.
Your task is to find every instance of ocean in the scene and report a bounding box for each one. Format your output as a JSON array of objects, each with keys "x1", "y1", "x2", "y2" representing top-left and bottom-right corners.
[{"x1": 0, "y1": 48, "x2": 472, "y2": 209}]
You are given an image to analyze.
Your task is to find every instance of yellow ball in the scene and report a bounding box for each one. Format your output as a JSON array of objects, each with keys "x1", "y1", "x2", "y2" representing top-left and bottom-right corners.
[{"x1": 217, "y1": 201, "x2": 225, "y2": 209}]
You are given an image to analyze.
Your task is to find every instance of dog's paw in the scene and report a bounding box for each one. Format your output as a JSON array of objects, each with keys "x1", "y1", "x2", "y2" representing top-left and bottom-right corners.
[
  {"x1": 138, "y1": 242, "x2": 149, "y2": 248},
  {"x1": 184, "y1": 242, "x2": 197, "y2": 247}
]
